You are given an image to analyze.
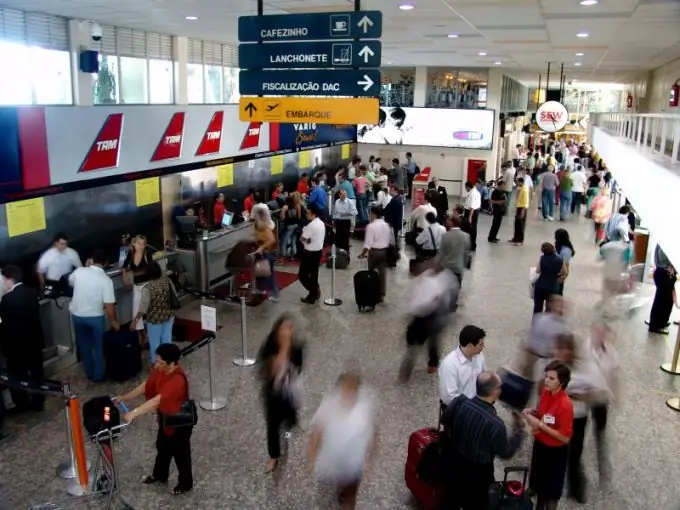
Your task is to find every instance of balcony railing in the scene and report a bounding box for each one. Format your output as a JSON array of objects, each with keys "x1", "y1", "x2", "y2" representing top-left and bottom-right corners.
[{"x1": 590, "y1": 113, "x2": 680, "y2": 167}]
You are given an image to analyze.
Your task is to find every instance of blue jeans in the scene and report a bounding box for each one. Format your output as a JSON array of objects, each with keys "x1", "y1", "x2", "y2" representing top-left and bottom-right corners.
[
  {"x1": 72, "y1": 315, "x2": 106, "y2": 381},
  {"x1": 279, "y1": 224, "x2": 298, "y2": 257},
  {"x1": 356, "y1": 193, "x2": 368, "y2": 222},
  {"x1": 257, "y1": 251, "x2": 279, "y2": 298},
  {"x1": 146, "y1": 317, "x2": 175, "y2": 365},
  {"x1": 559, "y1": 192, "x2": 572, "y2": 220},
  {"x1": 541, "y1": 189, "x2": 555, "y2": 218}
]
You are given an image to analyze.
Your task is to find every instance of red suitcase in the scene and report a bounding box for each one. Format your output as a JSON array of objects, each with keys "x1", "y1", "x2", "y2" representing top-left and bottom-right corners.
[{"x1": 405, "y1": 428, "x2": 445, "y2": 510}]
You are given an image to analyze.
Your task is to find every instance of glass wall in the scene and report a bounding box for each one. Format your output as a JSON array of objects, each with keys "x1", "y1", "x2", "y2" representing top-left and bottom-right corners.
[
  {"x1": 380, "y1": 68, "x2": 415, "y2": 107},
  {"x1": 500, "y1": 75, "x2": 529, "y2": 112},
  {"x1": 187, "y1": 39, "x2": 240, "y2": 104},
  {"x1": 528, "y1": 86, "x2": 623, "y2": 114},
  {"x1": 426, "y1": 68, "x2": 488, "y2": 109}
]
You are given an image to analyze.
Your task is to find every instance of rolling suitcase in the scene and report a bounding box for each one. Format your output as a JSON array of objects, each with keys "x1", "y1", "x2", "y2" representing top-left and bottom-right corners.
[
  {"x1": 405, "y1": 428, "x2": 445, "y2": 510},
  {"x1": 488, "y1": 466, "x2": 533, "y2": 509},
  {"x1": 104, "y1": 330, "x2": 142, "y2": 382},
  {"x1": 354, "y1": 267, "x2": 380, "y2": 311}
]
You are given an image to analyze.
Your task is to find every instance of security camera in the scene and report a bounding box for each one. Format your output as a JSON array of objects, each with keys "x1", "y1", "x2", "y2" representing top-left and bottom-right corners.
[{"x1": 80, "y1": 20, "x2": 102, "y2": 42}]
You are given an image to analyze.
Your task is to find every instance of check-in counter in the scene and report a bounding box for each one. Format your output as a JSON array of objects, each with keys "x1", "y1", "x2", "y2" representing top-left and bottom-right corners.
[
  {"x1": 39, "y1": 297, "x2": 77, "y2": 377},
  {"x1": 175, "y1": 222, "x2": 256, "y2": 292}
]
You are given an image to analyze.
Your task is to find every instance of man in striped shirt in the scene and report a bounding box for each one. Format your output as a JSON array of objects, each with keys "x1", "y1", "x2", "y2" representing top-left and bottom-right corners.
[{"x1": 440, "y1": 371, "x2": 526, "y2": 509}]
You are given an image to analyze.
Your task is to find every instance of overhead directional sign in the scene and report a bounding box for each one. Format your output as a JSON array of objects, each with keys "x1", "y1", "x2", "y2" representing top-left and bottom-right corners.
[
  {"x1": 239, "y1": 69, "x2": 381, "y2": 97},
  {"x1": 238, "y1": 40, "x2": 382, "y2": 69},
  {"x1": 238, "y1": 97, "x2": 380, "y2": 125},
  {"x1": 238, "y1": 11, "x2": 383, "y2": 42}
]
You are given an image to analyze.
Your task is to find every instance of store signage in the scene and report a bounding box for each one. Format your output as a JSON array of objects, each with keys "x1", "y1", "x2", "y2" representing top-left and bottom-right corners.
[
  {"x1": 195, "y1": 111, "x2": 224, "y2": 156},
  {"x1": 238, "y1": 11, "x2": 382, "y2": 42},
  {"x1": 79, "y1": 113, "x2": 123, "y2": 172},
  {"x1": 238, "y1": 40, "x2": 381, "y2": 69},
  {"x1": 535, "y1": 101, "x2": 569, "y2": 133},
  {"x1": 239, "y1": 97, "x2": 379, "y2": 125},
  {"x1": 239, "y1": 69, "x2": 381, "y2": 97},
  {"x1": 151, "y1": 112, "x2": 185, "y2": 162}
]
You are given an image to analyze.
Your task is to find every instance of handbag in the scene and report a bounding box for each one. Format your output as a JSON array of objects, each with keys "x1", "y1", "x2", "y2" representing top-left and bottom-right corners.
[
  {"x1": 160, "y1": 372, "x2": 198, "y2": 429},
  {"x1": 168, "y1": 279, "x2": 181, "y2": 310},
  {"x1": 253, "y1": 256, "x2": 272, "y2": 278}
]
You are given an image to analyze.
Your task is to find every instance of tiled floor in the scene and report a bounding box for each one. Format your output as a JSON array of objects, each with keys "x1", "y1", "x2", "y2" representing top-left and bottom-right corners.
[{"x1": 2, "y1": 205, "x2": 680, "y2": 510}]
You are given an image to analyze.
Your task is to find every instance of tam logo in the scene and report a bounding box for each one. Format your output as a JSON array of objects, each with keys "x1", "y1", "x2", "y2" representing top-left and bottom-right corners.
[
  {"x1": 165, "y1": 135, "x2": 182, "y2": 145},
  {"x1": 248, "y1": 127, "x2": 260, "y2": 136},
  {"x1": 96, "y1": 140, "x2": 118, "y2": 151},
  {"x1": 151, "y1": 112, "x2": 185, "y2": 162},
  {"x1": 79, "y1": 113, "x2": 124, "y2": 172},
  {"x1": 205, "y1": 131, "x2": 221, "y2": 141},
  {"x1": 240, "y1": 122, "x2": 262, "y2": 150},
  {"x1": 196, "y1": 111, "x2": 224, "y2": 156}
]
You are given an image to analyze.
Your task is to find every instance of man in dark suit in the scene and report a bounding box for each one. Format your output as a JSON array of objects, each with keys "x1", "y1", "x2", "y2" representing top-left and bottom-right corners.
[
  {"x1": 0, "y1": 265, "x2": 45, "y2": 412},
  {"x1": 428, "y1": 178, "x2": 449, "y2": 224}
]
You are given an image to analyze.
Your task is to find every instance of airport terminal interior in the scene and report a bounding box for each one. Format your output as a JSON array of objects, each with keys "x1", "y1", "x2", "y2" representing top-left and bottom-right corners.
[{"x1": 0, "y1": 0, "x2": 680, "y2": 509}]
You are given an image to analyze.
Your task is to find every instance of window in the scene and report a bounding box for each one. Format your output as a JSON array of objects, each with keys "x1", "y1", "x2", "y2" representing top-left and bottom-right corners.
[
  {"x1": 187, "y1": 63, "x2": 204, "y2": 103},
  {"x1": 94, "y1": 54, "x2": 119, "y2": 104},
  {"x1": 149, "y1": 59, "x2": 173, "y2": 104},
  {"x1": 205, "y1": 65, "x2": 223, "y2": 103},
  {"x1": 119, "y1": 57, "x2": 148, "y2": 104},
  {"x1": 0, "y1": 41, "x2": 32, "y2": 104},
  {"x1": 224, "y1": 67, "x2": 240, "y2": 103}
]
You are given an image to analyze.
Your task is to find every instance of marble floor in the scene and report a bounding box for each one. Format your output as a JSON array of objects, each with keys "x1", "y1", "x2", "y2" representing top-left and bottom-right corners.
[{"x1": 2, "y1": 207, "x2": 680, "y2": 510}]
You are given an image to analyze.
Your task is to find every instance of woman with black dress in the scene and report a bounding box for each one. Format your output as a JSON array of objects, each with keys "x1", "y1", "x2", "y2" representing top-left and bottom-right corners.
[
  {"x1": 257, "y1": 313, "x2": 304, "y2": 473},
  {"x1": 533, "y1": 242, "x2": 566, "y2": 314},
  {"x1": 123, "y1": 235, "x2": 154, "y2": 345}
]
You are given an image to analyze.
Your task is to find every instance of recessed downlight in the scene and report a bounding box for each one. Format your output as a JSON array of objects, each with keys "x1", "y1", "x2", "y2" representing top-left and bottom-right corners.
[
  {"x1": 478, "y1": 52, "x2": 487, "y2": 56},
  {"x1": 580, "y1": 0, "x2": 599, "y2": 5},
  {"x1": 575, "y1": 52, "x2": 585, "y2": 56},
  {"x1": 494, "y1": 61, "x2": 502, "y2": 65},
  {"x1": 574, "y1": 62, "x2": 582, "y2": 66},
  {"x1": 448, "y1": 33, "x2": 459, "y2": 38},
  {"x1": 576, "y1": 32, "x2": 589, "y2": 38},
  {"x1": 399, "y1": 3, "x2": 415, "y2": 10},
  {"x1": 185, "y1": 16, "x2": 198, "y2": 20}
]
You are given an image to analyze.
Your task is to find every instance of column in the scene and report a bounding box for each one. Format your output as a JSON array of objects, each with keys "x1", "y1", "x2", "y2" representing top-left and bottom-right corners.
[
  {"x1": 486, "y1": 67, "x2": 503, "y2": 177},
  {"x1": 67, "y1": 19, "x2": 94, "y2": 106},
  {"x1": 413, "y1": 66, "x2": 428, "y2": 107},
  {"x1": 173, "y1": 36, "x2": 189, "y2": 105}
]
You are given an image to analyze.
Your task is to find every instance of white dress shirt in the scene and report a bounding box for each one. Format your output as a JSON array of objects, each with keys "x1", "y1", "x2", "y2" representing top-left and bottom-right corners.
[
  {"x1": 376, "y1": 190, "x2": 392, "y2": 209},
  {"x1": 68, "y1": 265, "x2": 116, "y2": 318},
  {"x1": 302, "y1": 217, "x2": 325, "y2": 251},
  {"x1": 502, "y1": 167, "x2": 516, "y2": 191},
  {"x1": 364, "y1": 218, "x2": 392, "y2": 250},
  {"x1": 410, "y1": 204, "x2": 437, "y2": 230},
  {"x1": 38, "y1": 247, "x2": 82, "y2": 281},
  {"x1": 438, "y1": 347, "x2": 486, "y2": 405},
  {"x1": 415, "y1": 223, "x2": 446, "y2": 250},
  {"x1": 464, "y1": 187, "x2": 481, "y2": 211},
  {"x1": 334, "y1": 198, "x2": 358, "y2": 220}
]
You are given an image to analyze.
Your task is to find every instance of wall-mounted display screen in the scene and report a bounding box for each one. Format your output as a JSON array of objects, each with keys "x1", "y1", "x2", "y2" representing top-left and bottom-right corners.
[{"x1": 357, "y1": 107, "x2": 495, "y2": 150}]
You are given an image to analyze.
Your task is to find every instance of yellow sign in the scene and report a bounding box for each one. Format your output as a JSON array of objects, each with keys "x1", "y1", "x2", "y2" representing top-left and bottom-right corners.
[
  {"x1": 6, "y1": 197, "x2": 46, "y2": 238},
  {"x1": 299, "y1": 151, "x2": 311, "y2": 169},
  {"x1": 239, "y1": 97, "x2": 380, "y2": 125},
  {"x1": 341, "y1": 144, "x2": 351, "y2": 159},
  {"x1": 135, "y1": 177, "x2": 160, "y2": 207},
  {"x1": 271, "y1": 155, "x2": 284, "y2": 175},
  {"x1": 216, "y1": 164, "x2": 234, "y2": 187}
]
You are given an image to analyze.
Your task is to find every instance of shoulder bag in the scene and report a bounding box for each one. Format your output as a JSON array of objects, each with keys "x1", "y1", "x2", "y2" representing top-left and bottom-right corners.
[
  {"x1": 167, "y1": 278, "x2": 181, "y2": 310},
  {"x1": 160, "y1": 372, "x2": 198, "y2": 429}
]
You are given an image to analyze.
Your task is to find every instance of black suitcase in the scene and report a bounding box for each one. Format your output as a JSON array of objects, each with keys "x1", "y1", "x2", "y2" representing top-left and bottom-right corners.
[
  {"x1": 354, "y1": 269, "x2": 381, "y2": 311},
  {"x1": 488, "y1": 466, "x2": 533, "y2": 509},
  {"x1": 104, "y1": 330, "x2": 142, "y2": 382},
  {"x1": 326, "y1": 248, "x2": 350, "y2": 270}
]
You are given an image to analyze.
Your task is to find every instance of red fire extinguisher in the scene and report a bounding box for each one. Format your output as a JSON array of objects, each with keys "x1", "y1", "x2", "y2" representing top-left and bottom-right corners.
[
  {"x1": 626, "y1": 93, "x2": 633, "y2": 109},
  {"x1": 670, "y1": 81, "x2": 680, "y2": 108}
]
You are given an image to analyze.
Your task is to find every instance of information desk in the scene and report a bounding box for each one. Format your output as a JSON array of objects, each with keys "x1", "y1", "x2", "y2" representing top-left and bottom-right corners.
[{"x1": 175, "y1": 222, "x2": 256, "y2": 293}]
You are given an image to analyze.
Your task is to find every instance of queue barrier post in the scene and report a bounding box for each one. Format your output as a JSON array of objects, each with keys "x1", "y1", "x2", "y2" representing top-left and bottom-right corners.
[
  {"x1": 65, "y1": 396, "x2": 90, "y2": 497},
  {"x1": 56, "y1": 400, "x2": 92, "y2": 479},
  {"x1": 200, "y1": 332, "x2": 227, "y2": 411},
  {"x1": 233, "y1": 296, "x2": 256, "y2": 367},
  {"x1": 661, "y1": 326, "x2": 680, "y2": 376},
  {"x1": 324, "y1": 242, "x2": 342, "y2": 307}
]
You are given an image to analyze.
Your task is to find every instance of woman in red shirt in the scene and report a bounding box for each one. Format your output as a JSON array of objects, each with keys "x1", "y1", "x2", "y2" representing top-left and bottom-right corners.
[
  {"x1": 213, "y1": 192, "x2": 226, "y2": 225},
  {"x1": 523, "y1": 360, "x2": 573, "y2": 510},
  {"x1": 116, "y1": 343, "x2": 193, "y2": 495},
  {"x1": 272, "y1": 182, "x2": 284, "y2": 200},
  {"x1": 297, "y1": 173, "x2": 310, "y2": 195}
]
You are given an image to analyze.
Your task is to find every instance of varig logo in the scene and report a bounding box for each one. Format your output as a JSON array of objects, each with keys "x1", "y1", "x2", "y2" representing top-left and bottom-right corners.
[
  {"x1": 294, "y1": 122, "x2": 318, "y2": 146},
  {"x1": 79, "y1": 113, "x2": 124, "y2": 172}
]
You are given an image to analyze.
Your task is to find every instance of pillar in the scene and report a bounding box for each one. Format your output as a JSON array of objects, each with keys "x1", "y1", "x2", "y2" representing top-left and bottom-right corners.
[
  {"x1": 67, "y1": 19, "x2": 94, "y2": 106},
  {"x1": 413, "y1": 66, "x2": 428, "y2": 107},
  {"x1": 173, "y1": 36, "x2": 189, "y2": 105},
  {"x1": 486, "y1": 67, "x2": 503, "y2": 177}
]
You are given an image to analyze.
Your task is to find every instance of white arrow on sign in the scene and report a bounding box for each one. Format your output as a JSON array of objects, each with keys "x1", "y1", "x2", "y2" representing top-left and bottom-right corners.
[
  {"x1": 357, "y1": 74, "x2": 374, "y2": 92},
  {"x1": 357, "y1": 45, "x2": 375, "y2": 64},
  {"x1": 357, "y1": 15, "x2": 374, "y2": 34}
]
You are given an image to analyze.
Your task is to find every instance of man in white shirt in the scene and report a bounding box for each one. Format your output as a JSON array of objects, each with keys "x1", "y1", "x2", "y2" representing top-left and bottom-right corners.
[
  {"x1": 359, "y1": 206, "x2": 393, "y2": 301},
  {"x1": 333, "y1": 189, "x2": 358, "y2": 253},
  {"x1": 299, "y1": 206, "x2": 326, "y2": 304},
  {"x1": 570, "y1": 163, "x2": 587, "y2": 216},
  {"x1": 439, "y1": 324, "x2": 487, "y2": 406},
  {"x1": 37, "y1": 233, "x2": 82, "y2": 290},
  {"x1": 68, "y1": 249, "x2": 118, "y2": 382},
  {"x1": 463, "y1": 181, "x2": 481, "y2": 252},
  {"x1": 408, "y1": 191, "x2": 437, "y2": 233},
  {"x1": 415, "y1": 212, "x2": 446, "y2": 259}
]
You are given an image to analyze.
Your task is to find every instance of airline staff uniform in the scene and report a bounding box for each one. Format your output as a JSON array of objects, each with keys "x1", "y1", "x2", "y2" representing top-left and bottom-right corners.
[
  {"x1": 37, "y1": 247, "x2": 82, "y2": 286},
  {"x1": 298, "y1": 216, "x2": 325, "y2": 303}
]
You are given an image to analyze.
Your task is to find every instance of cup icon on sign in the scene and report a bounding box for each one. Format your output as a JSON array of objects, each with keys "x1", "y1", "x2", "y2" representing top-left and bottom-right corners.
[{"x1": 334, "y1": 21, "x2": 347, "y2": 31}]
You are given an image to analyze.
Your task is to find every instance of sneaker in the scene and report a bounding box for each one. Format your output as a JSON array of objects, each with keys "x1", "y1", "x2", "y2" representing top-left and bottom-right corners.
[
  {"x1": 269, "y1": 296, "x2": 280, "y2": 303},
  {"x1": 547, "y1": 216, "x2": 554, "y2": 221}
]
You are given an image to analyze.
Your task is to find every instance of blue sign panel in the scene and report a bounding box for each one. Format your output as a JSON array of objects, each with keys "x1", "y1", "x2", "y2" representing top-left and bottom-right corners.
[
  {"x1": 238, "y1": 11, "x2": 383, "y2": 42},
  {"x1": 277, "y1": 123, "x2": 357, "y2": 150},
  {"x1": 239, "y1": 69, "x2": 381, "y2": 97},
  {"x1": 0, "y1": 109, "x2": 23, "y2": 198},
  {"x1": 239, "y1": 40, "x2": 381, "y2": 69}
]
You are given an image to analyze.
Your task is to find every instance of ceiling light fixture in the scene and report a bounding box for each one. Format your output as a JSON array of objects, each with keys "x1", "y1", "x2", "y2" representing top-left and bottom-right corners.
[
  {"x1": 576, "y1": 32, "x2": 589, "y2": 38},
  {"x1": 574, "y1": 62, "x2": 582, "y2": 66},
  {"x1": 580, "y1": 0, "x2": 599, "y2": 5},
  {"x1": 448, "y1": 33, "x2": 459, "y2": 38},
  {"x1": 399, "y1": 3, "x2": 415, "y2": 10},
  {"x1": 575, "y1": 52, "x2": 584, "y2": 56},
  {"x1": 185, "y1": 16, "x2": 198, "y2": 20},
  {"x1": 494, "y1": 61, "x2": 502, "y2": 65},
  {"x1": 478, "y1": 52, "x2": 487, "y2": 56}
]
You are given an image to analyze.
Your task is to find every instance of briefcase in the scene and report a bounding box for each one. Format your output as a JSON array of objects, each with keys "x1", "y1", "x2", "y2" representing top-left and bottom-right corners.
[{"x1": 498, "y1": 367, "x2": 533, "y2": 410}]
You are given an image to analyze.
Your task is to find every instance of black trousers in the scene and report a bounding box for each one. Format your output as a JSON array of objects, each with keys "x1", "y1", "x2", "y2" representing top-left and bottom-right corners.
[
  {"x1": 442, "y1": 451, "x2": 494, "y2": 510},
  {"x1": 5, "y1": 345, "x2": 45, "y2": 410},
  {"x1": 407, "y1": 172, "x2": 415, "y2": 197},
  {"x1": 298, "y1": 249, "x2": 323, "y2": 299},
  {"x1": 571, "y1": 192, "x2": 583, "y2": 213},
  {"x1": 649, "y1": 267, "x2": 676, "y2": 330},
  {"x1": 487, "y1": 210, "x2": 504, "y2": 241},
  {"x1": 466, "y1": 209, "x2": 480, "y2": 251},
  {"x1": 334, "y1": 219, "x2": 351, "y2": 253},
  {"x1": 152, "y1": 426, "x2": 193, "y2": 489},
  {"x1": 533, "y1": 289, "x2": 551, "y2": 314},
  {"x1": 568, "y1": 405, "x2": 609, "y2": 499},
  {"x1": 264, "y1": 390, "x2": 297, "y2": 459},
  {"x1": 512, "y1": 209, "x2": 526, "y2": 243}
]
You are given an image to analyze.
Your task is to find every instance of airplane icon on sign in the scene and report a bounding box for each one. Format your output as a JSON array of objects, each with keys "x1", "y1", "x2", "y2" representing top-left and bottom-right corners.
[{"x1": 266, "y1": 103, "x2": 280, "y2": 112}]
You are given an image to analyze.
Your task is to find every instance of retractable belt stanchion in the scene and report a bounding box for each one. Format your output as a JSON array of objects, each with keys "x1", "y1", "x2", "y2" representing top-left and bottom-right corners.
[
  {"x1": 233, "y1": 296, "x2": 256, "y2": 367},
  {"x1": 199, "y1": 318, "x2": 226, "y2": 411},
  {"x1": 57, "y1": 399, "x2": 92, "y2": 479},
  {"x1": 324, "y1": 240, "x2": 342, "y2": 307},
  {"x1": 661, "y1": 326, "x2": 680, "y2": 376}
]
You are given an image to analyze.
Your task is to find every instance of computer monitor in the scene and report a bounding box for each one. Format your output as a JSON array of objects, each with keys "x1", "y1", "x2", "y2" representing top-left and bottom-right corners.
[
  {"x1": 176, "y1": 215, "x2": 198, "y2": 236},
  {"x1": 221, "y1": 211, "x2": 234, "y2": 227}
]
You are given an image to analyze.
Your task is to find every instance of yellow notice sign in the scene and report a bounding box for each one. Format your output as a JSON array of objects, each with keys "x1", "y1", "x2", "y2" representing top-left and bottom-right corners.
[
  {"x1": 271, "y1": 155, "x2": 284, "y2": 175},
  {"x1": 341, "y1": 144, "x2": 351, "y2": 159},
  {"x1": 299, "y1": 151, "x2": 311, "y2": 169},
  {"x1": 239, "y1": 97, "x2": 380, "y2": 125},
  {"x1": 6, "y1": 197, "x2": 46, "y2": 238},
  {"x1": 135, "y1": 177, "x2": 160, "y2": 207},
  {"x1": 217, "y1": 164, "x2": 234, "y2": 187}
]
